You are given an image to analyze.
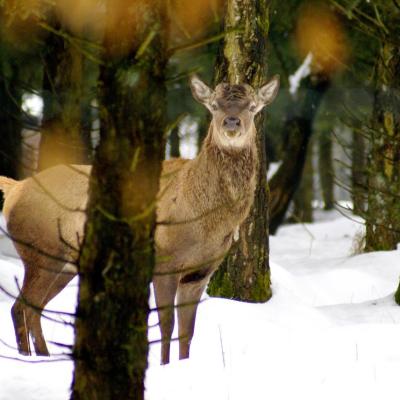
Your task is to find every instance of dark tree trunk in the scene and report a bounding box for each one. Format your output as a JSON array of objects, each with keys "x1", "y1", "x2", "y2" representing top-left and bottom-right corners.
[
  {"x1": 38, "y1": 20, "x2": 87, "y2": 170},
  {"x1": 351, "y1": 127, "x2": 366, "y2": 215},
  {"x1": 80, "y1": 101, "x2": 93, "y2": 163},
  {"x1": 365, "y1": 41, "x2": 400, "y2": 252},
  {"x1": 169, "y1": 127, "x2": 180, "y2": 158},
  {"x1": 71, "y1": 1, "x2": 167, "y2": 399},
  {"x1": 292, "y1": 139, "x2": 314, "y2": 222},
  {"x1": 318, "y1": 129, "x2": 334, "y2": 210},
  {"x1": 0, "y1": 61, "x2": 22, "y2": 206},
  {"x1": 208, "y1": 0, "x2": 272, "y2": 302},
  {"x1": 269, "y1": 73, "x2": 330, "y2": 234}
]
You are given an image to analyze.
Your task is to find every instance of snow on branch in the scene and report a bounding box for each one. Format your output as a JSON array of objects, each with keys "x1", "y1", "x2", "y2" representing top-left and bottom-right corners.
[{"x1": 289, "y1": 52, "x2": 313, "y2": 96}]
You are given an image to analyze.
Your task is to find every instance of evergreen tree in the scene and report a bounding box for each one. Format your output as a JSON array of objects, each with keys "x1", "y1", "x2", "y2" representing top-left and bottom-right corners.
[
  {"x1": 208, "y1": 0, "x2": 272, "y2": 301},
  {"x1": 365, "y1": 39, "x2": 400, "y2": 251},
  {"x1": 71, "y1": 1, "x2": 167, "y2": 398},
  {"x1": 269, "y1": 73, "x2": 331, "y2": 233},
  {"x1": 38, "y1": 16, "x2": 91, "y2": 170},
  {"x1": 292, "y1": 138, "x2": 314, "y2": 222},
  {"x1": 318, "y1": 129, "x2": 334, "y2": 210}
]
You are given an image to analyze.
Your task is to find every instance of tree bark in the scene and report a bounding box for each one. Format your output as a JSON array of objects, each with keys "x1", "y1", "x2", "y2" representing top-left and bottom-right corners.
[
  {"x1": 269, "y1": 73, "x2": 330, "y2": 234},
  {"x1": 71, "y1": 1, "x2": 167, "y2": 399},
  {"x1": 292, "y1": 139, "x2": 314, "y2": 222},
  {"x1": 351, "y1": 127, "x2": 366, "y2": 215},
  {"x1": 169, "y1": 127, "x2": 180, "y2": 158},
  {"x1": 0, "y1": 60, "x2": 22, "y2": 206},
  {"x1": 208, "y1": 0, "x2": 272, "y2": 302},
  {"x1": 38, "y1": 19, "x2": 88, "y2": 170},
  {"x1": 318, "y1": 129, "x2": 334, "y2": 210},
  {"x1": 365, "y1": 41, "x2": 400, "y2": 252}
]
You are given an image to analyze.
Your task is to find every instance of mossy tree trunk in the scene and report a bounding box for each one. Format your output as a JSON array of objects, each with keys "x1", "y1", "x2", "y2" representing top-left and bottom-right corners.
[
  {"x1": 71, "y1": 1, "x2": 167, "y2": 399},
  {"x1": 38, "y1": 18, "x2": 89, "y2": 170},
  {"x1": 208, "y1": 0, "x2": 272, "y2": 302},
  {"x1": 269, "y1": 73, "x2": 330, "y2": 234},
  {"x1": 318, "y1": 129, "x2": 334, "y2": 210},
  {"x1": 365, "y1": 41, "x2": 400, "y2": 252}
]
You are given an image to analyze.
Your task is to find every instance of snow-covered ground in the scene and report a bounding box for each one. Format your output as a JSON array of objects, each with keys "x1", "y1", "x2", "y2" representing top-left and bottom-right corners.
[{"x1": 1, "y1": 210, "x2": 400, "y2": 400}]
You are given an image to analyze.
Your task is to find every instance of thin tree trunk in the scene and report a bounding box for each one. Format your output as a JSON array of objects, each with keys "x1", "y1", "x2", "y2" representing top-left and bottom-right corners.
[
  {"x1": 169, "y1": 127, "x2": 180, "y2": 158},
  {"x1": 351, "y1": 127, "x2": 366, "y2": 215},
  {"x1": 80, "y1": 101, "x2": 93, "y2": 163},
  {"x1": 269, "y1": 73, "x2": 330, "y2": 234},
  {"x1": 0, "y1": 61, "x2": 22, "y2": 206},
  {"x1": 318, "y1": 129, "x2": 334, "y2": 210},
  {"x1": 208, "y1": 0, "x2": 272, "y2": 302},
  {"x1": 292, "y1": 139, "x2": 314, "y2": 222},
  {"x1": 38, "y1": 19, "x2": 87, "y2": 170},
  {"x1": 365, "y1": 41, "x2": 400, "y2": 252},
  {"x1": 71, "y1": 1, "x2": 167, "y2": 398}
]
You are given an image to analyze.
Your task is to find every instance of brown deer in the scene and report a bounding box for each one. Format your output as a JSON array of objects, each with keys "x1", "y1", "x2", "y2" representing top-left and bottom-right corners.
[{"x1": 0, "y1": 74, "x2": 279, "y2": 364}]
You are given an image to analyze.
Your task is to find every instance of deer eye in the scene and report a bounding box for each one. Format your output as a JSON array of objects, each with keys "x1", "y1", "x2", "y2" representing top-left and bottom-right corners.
[
  {"x1": 211, "y1": 102, "x2": 218, "y2": 111},
  {"x1": 249, "y1": 103, "x2": 257, "y2": 112}
]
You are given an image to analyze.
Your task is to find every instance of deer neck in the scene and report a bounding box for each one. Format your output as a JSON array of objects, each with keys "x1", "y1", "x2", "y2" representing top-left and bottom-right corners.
[{"x1": 193, "y1": 124, "x2": 258, "y2": 209}]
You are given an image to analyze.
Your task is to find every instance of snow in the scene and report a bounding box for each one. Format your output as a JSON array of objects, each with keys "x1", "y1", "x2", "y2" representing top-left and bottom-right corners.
[
  {"x1": 1, "y1": 210, "x2": 400, "y2": 400},
  {"x1": 289, "y1": 52, "x2": 313, "y2": 96},
  {"x1": 22, "y1": 94, "x2": 43, "y2": 120},
  {"x1": 267, "y1": 161, "x2": 282, "y2": 180}
]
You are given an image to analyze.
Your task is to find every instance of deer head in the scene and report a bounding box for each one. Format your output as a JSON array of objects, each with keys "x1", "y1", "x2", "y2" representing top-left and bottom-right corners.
[{"x1": 190, "y1": 74, "x2": 280, "y2": 148}]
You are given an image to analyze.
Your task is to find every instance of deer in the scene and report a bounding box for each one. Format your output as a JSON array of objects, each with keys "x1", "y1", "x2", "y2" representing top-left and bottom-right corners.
[{"x1": 0, "y1": 74, "x2": 279, "y2": 364}]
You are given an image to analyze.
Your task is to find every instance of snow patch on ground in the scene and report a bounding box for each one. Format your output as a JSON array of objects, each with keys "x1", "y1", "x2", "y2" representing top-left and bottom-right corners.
[{"x1": 1, "y1": 211, "x2": 400, "y2": 399}]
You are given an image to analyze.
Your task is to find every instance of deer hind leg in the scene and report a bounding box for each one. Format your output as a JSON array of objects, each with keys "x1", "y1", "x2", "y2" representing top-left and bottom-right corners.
[
  {"x1": 29, "y1": 269, "x2": 75, "y2": 355},
  {"x1": 11, "y1": 295, "x2": 31, "y2": 355},
  {"x1": 177, "y1": 268, "x2": 212, "y2": 360},
  {"x1": 153, "y1": 274, "x2": 179, "y2": 365},
  {"x1": 11, "y1": 255, "x2": 74, "y2": 356}
]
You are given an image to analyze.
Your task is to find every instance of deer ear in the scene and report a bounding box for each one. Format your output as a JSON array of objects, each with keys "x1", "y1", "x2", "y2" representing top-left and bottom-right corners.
[
  {"x1": 255, "y1": 75, "x2": 280, "y2": 111},
  {"x1": 190, "y1": 75, "x2": 214, "y2": 106}
]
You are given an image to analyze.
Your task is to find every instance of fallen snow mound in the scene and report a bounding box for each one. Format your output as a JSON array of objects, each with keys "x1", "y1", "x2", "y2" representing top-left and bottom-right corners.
[{"x1": 1, "y1": 211, "x2": 400, "y2": 400}]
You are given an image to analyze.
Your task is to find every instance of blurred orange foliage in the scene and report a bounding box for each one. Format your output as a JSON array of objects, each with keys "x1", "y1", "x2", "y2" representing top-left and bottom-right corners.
[
  {"x1": 294, "y1": 3, "x2": 349, "y2": 74},
  {"x1": 171, "y1": 0, "x2": 220, "y2": 39},
  {"x1": 55, "y1": 0, "x2": 103, "y2": 36},
  {"x1": 0, "y1": 0, "x2": 47, "y2": 48}
]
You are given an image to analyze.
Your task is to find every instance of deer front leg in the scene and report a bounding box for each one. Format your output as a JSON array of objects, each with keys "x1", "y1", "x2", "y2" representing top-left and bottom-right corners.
[
  {"x1": 176, "y1": 279, "x2": 206, "y2": 360},
  {"x1": 153, "y1": 274, "x2": 179, "y2": 365}
]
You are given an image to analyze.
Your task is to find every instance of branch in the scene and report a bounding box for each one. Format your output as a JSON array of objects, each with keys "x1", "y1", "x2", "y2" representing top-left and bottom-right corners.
[{"x1": 168, "y1": 29, "x2": 243, "y2": 57}]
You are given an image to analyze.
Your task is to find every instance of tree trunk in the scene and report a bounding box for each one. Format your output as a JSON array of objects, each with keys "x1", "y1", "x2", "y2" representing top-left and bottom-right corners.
[
  {"x1": 351, "y1": 127, "x2": 366, "y2": 215},
  {"x1": 169, "y1": 127, "x2": 180, "y2": 158},
  {"x1": 71, "y1": 1, "x2": 167, "y2": 399},
  {"x1": 0, "y1": 61, "x2": 22, "y2": 206},
  {"x1": 208, "y1": 0, "x2": 272, "y2": 302},
  {"x1": 292, "y1": 139, "x2": 314, "y2": 222},
  {"x1": 80, "y1": 101, "x2": 94, "y2": 163},
  {"x1": 318, "y1": 129, "x2": 334, "y2": 210},
  {"x1": 269, "y1": 73, "x2": 330, "y2": 234},
  {"x1": 38, "y1": 19, "x2": 87, "y2": 170},
  {"x1": 365, "y1": 41, "x2": 400, "y2": 252}
]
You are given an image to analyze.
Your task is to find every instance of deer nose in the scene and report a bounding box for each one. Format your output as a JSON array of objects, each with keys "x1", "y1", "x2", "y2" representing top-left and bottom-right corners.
[{"x1": 223, "y1": 116, "x2": 241, "y2": 131}]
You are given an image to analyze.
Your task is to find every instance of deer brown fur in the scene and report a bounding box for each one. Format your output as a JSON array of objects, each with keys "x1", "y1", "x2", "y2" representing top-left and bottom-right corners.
[{"x1": 0, "y1": 75, "x2": 279, "y2": 363}]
